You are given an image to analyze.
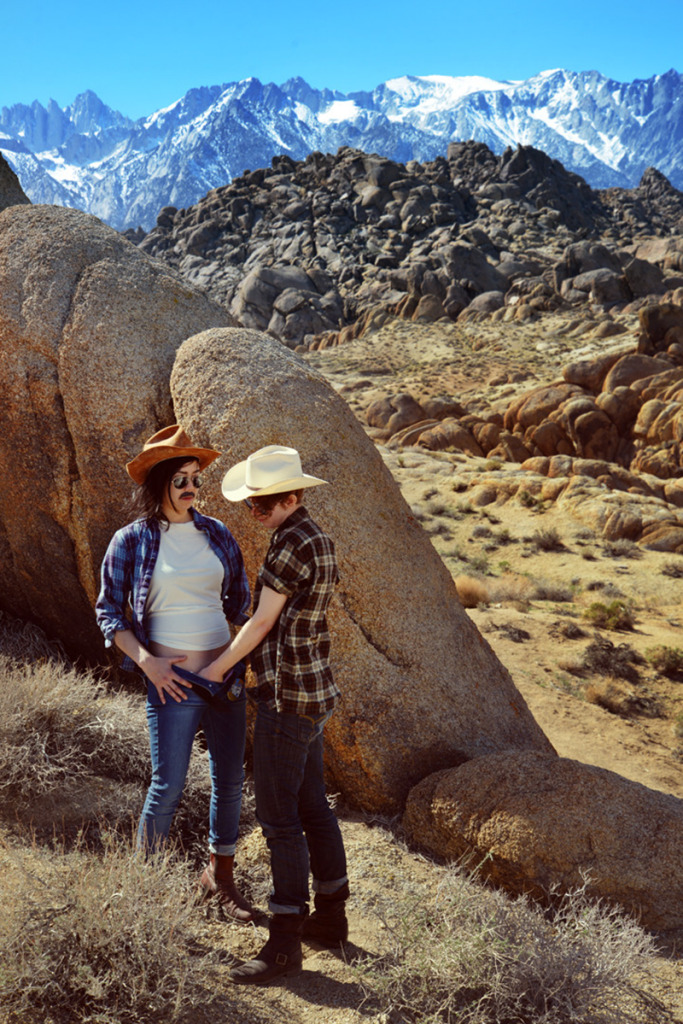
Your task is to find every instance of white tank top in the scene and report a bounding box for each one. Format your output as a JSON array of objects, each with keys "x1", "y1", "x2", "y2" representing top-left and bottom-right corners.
[{"x1": 147, "y1": 520, "x2": 231, "y2": 650}]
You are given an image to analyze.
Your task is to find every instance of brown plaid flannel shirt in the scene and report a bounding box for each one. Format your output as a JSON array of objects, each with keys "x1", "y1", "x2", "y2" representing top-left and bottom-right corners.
[{"x1": 250, "y1": 506, "x2": 340, "y2": 716}]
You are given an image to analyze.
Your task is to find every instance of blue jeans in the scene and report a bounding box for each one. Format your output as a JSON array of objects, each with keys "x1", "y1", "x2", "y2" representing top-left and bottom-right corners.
[
  {"x1": 253, "y1": 703, "x2": 347, "y2": 915},
  {"x1": 138, "y1": 668, "x2": 246, "y2": 855}
]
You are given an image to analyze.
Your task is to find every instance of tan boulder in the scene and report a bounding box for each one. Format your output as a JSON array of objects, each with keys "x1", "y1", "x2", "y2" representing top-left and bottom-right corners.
[
  {"x1": 411, "y1": 294, "x2": 445, "y2": 322},
  {"x1": 0, "y1": 205, "x2": 232, "y2": 658},
  {"x1": 403, "y1": 750, "x2": 683, "y2": 931},
  {"x1": 365, "y1": 393, "x2": 425, "y2": 439},
  {"x1": 504, "y1": 382, "x2": 582, "y2": 431},
  {"x1": 602, "y1": 353, "x2": 670, "y2": 391},
  {"x1": 595, "y1": 386, "x2": 641, "y2": 433},
  {"x1": 417, "y1": 418, "x2": 484, "y2": 456},
  {"x1": 639, "y1": 301, "x2": 683, "y2": 350},
  {"x1": 170, "y1": 327, "x2": 554, "y2": 813},
  {"x1": 573, "y1": 409, "x2": 619, "y2": 461},
  {"x1": 561, "y1": 350, "x2": 625, "y2": 392}
]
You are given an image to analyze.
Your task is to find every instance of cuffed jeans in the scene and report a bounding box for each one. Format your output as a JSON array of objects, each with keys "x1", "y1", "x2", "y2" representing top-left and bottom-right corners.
[
  {"x1": 253, "y1": 703, "x2": 347, "y2": 915},
  {"x1": 138, "y1": 673, "x2": 246, "y2": 855}
]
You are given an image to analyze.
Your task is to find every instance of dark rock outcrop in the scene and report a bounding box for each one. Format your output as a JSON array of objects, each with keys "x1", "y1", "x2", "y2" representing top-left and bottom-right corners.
[{"x1": 0, "y1": 153, "x2": 30, "y2": 212}]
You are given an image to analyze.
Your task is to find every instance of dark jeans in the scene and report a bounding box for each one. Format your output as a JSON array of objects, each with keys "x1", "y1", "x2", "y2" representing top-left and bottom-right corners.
[
  {"x1": 138, "y1": 667, "x2": 246, "y2": 855},
  {"x1": 253, "y1": 703, "x2": 347, "y2": 915}
]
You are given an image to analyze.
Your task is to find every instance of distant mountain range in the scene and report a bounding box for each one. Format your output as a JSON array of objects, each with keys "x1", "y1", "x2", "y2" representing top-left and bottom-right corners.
[{"x1": 2, "y1": 68, "x2": 682, "y2": 231}]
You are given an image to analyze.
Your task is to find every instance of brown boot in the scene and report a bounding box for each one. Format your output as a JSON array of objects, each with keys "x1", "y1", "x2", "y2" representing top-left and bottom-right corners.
[
  {"x1": 199, "y1": 854, "x2": 254, "y2": 924},
  {"x1": 229, "y1": 913, "x2": 304, "y2": 985}
]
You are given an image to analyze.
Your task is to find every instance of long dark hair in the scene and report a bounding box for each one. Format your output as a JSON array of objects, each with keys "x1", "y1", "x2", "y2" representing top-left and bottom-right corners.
[{"x1": 128, "y1": 456, "x2": 197, "y2": 527}]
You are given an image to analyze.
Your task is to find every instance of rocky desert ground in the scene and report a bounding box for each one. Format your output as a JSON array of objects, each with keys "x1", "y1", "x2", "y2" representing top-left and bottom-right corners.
[{"x1": 307, "y1": 310, "x2": 683, "y2": 803}]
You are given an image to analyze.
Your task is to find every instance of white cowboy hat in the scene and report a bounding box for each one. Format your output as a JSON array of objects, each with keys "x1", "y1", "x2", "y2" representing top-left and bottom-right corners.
[{"x1": 221, "y1": 445, "x2": 328, "y2": 501}]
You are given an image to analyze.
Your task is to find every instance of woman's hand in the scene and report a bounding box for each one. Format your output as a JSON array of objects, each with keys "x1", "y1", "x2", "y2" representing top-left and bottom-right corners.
[{"x1": 141, "y1": 654, "x2": 191, "y2": 704}]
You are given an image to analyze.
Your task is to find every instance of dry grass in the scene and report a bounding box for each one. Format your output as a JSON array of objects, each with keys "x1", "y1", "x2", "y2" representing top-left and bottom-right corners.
[
  {"x1": 354, "y1": 866, "x2": 665, "y2": 1024},
  {"x1": 0, "y1": 831, "x2": 230, "y2": 1024},
  {"x1": 0, "y1": 654, "x2": 149, "y2": 799},
  {"x1": 455, "y1": 575, "x2": 490, "y2": 608},
  {"x1": 584, "y1": 677, "x2": 663, "y2": 719},
  {"x1": 0, "y1": 614, "x2": 234, "y2": 862},
  {"x1": 646, "y1": 646, "x2": 683, "y2": 678}
]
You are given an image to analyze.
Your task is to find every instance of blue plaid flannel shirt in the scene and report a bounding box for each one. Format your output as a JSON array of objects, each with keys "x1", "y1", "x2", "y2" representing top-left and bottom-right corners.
[{"x1": 96, "y1": 510, "x2": 250, "y2": 673}]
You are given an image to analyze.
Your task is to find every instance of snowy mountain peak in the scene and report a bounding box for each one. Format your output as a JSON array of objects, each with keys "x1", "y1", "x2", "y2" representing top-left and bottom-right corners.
[{"x1": 1, "y1": 68, "x2": 682, "y2": 230}]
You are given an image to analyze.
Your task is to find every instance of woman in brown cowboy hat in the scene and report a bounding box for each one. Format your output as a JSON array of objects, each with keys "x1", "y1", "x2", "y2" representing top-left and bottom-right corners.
[{"x1": 96, "y1": 425, "x2": 254, "y2": 922}]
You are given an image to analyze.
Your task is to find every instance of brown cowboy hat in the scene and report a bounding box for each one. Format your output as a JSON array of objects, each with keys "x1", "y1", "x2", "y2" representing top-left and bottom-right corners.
[{"x1": 126, "y1": 425, "x2": 221, "y2": 484}]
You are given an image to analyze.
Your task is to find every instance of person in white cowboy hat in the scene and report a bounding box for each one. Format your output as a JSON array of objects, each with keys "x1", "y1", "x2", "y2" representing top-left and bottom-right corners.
[
  {"x1": 95, "y1": 425, "x2": 254, "y2": 922},
  {"x1": 201, "y1": 445, "x2": 349, "y2": 985}
]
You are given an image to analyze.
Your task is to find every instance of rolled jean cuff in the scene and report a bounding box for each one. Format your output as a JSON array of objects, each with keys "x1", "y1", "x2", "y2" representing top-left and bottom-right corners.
[
  {"x1": 268, "y1": 897, "x2": 308, "y2": 915},
  {"x1": 209, "y1": 842, "x2": 237, "y2": 856},
  {"x1": 312, "y1": 875, "x2": 348, "y2": 895}
]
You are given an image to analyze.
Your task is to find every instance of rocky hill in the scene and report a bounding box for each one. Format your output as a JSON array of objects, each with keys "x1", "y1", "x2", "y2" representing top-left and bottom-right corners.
[{"x1": 135, "y1": 141, "x2": 683, "y2": 350}]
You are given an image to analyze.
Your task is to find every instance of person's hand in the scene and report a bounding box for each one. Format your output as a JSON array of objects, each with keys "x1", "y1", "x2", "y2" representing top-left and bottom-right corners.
[
  {"x1": 141, "y1": 654, "x2": 191, "y2": 704},
  {"x1": 199, "y1": 660, "x2": 226, "y2": 685}
]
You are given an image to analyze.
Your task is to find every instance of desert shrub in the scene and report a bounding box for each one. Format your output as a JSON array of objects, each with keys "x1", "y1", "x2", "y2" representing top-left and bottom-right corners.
[
  {"x1": 455, "y1": 576, "x2": 490, "y2": 608},
  {"x1": 0, "y1": 833, "x2": 227, "y2": 1024},
  {"x1": 354, "y1": 867, "x2": 661, "y2": 1024},
  {"x1": 581, "y1": 636, "x2": 643, "y2": 684},
  {"x1": 645, "y1": 645, "x2": 683, "y2": 677},
  {"x1": 584, "y1": 677, "x2": 663, "y2": 718},
  {"x1": 0, "y1": 609, "x2": 66, "y2": 663},
  {"x1": 660, "y1": 561, "x2": 683, "y2": 579},
  {"x1": 426, "y1": 497, "x2": 460, "y2": 519},
  {"x1": 552, "y1": 621, "x2": 588, "y2": 640},
  {"x1": 602, "y1": 539, "x2": 643, "y2": 560},
  {"x1": 584, "y1": 601, "x2": 635, "y2": 631},
  {"x1": 530, "y1": 526, "x2": 565, "y2": 552},
  {"x1": 489, "y1": 574, "x2": 536, "y2": 605},
  {"x1": 0, "y1": 655, "x2": 150, "y2": 797},
  {"x1": 518, "y1": 488, "x2": 542, "y2": 509},
  {"x1": 471, "y1": 524, "x2": 493, "y2": 538},
  {"x1": 585, "y1": 581, "x2": 624, "y2": 598},
  {"x1": 426, "y1": 519, "x2": 453, "y2": 537},
  {"x1": 533, "y1": 579, "x2": 575, "y2": 602}
]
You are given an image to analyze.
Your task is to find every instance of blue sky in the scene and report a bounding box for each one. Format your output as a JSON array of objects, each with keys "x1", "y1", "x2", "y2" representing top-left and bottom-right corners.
[{"x1": 4, "y1": 0, "x2": 682, "y2": 119}]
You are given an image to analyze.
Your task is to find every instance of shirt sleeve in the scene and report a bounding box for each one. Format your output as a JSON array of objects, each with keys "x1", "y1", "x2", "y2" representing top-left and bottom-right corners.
[
  {"x1": 220, "y1": 531, "x2": 251, "y2": 626},
  {"x1": 95, "y1": 529, "x2": 135, "y2": 647},
  {"x1": 259, "y1": 537, "x2": 311, "y2": 597}
]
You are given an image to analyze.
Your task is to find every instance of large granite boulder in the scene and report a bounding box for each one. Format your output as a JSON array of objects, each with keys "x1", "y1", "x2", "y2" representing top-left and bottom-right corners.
[
  {"x1": 170, "y1": 326, "x2": 554, "y2": 814},
  {"x1": 404, "y1": 750, "x2": 683, "y2": 931},
  {"x1": 0, "y1": 205, "x2": 232, "y2": 658}
]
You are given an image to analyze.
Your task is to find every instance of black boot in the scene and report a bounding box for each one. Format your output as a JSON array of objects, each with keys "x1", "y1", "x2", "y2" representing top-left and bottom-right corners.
[
  {"x1": 302, "y1": 882, "x2": 349, "y2": 947},
  {"x1": 229, "y1": 913, "x2": 304, "y2": 985}
]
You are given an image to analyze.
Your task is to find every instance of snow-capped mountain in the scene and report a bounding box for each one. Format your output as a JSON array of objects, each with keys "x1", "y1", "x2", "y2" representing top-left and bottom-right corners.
[{"x1": 2, "y1": 69, "x2": 681, "y2": 230}]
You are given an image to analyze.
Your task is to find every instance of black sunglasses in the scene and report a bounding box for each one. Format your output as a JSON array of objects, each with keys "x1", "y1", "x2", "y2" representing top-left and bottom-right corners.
[{"x1": 171, "y1": 473, "x2": 203, "y2": 490}]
